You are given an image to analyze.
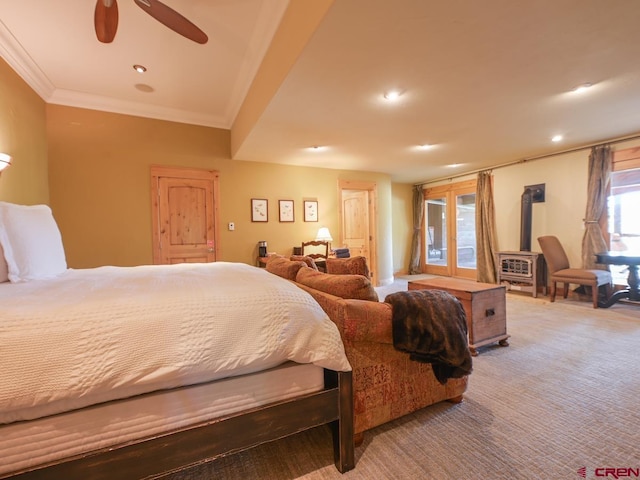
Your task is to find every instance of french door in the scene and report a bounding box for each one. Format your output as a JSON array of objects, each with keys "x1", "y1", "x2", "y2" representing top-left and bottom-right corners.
[{"x1": 422, "y1": 179, "x2": 477, "y2": 279}]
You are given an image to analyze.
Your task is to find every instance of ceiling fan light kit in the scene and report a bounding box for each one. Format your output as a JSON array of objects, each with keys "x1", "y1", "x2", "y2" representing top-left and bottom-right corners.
[{"x1": 95, "y1": 0, "x2": 208, "y2": 45}]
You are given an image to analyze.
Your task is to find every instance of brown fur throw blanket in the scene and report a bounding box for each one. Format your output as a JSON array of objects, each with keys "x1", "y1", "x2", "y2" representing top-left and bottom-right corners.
[{"x1": 385, "y1": 289, "x2": 472, "y2": 384}]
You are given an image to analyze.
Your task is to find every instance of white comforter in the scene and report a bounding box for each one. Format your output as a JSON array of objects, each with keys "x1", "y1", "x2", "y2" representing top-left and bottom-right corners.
[{"x1": 0, "y1": 262, "x2": 350, "y2": 424}]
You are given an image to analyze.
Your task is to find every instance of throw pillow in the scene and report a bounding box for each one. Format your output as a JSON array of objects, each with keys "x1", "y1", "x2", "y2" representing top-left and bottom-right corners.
[
  {"x1": 295, "y1": 266, "x2": 378, "y2": 302},
  {"x1": 0, "y1": 202, "x2": 68, "y2": 282},
  {"x1": 290, "y1": 255, "x2": 319, "y2": 270},
  {"x1": 265, "y1": 256, "x2": 306, "y2": 281},
  {"x1": 326, "y1": 256, "x2": 370, "y2": 277}
]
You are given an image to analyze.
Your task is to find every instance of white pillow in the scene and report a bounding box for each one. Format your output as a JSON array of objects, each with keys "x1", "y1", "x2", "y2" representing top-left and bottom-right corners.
[
  {"x1": 0, "y1": 242, "x2": 8, "y2": 282},
  {"x1": 0, "y1": 202, "x2": 67, "y2": 282}
]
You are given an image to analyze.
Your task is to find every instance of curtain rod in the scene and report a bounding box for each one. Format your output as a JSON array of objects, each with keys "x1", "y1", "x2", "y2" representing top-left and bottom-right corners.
[{"x1": 415, "y1": 131, "x2": 640, "y2": 186}]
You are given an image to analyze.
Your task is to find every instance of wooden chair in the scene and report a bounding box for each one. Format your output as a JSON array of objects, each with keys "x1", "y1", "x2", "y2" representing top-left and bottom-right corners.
[
  {"x1": 301, "y1": 240, "x2": 329, "y2": 271},
  {"x1": 537, "y1": 235, "x2": 612, "y2": 308}
]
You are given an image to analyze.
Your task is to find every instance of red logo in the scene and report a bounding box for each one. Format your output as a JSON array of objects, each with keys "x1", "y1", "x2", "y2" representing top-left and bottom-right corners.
[
  {"x1": 579, "y1": 467, "x2": 640, "y2": 478},
  {"x1": 595, "y1": 468, "x2": 640, "y2": 478}
]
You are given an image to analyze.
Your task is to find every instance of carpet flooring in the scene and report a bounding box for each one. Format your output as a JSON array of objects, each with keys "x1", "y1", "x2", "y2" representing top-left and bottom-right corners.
[{"x1": 166, "y1": 286, "x2": 640, "y2": 480}]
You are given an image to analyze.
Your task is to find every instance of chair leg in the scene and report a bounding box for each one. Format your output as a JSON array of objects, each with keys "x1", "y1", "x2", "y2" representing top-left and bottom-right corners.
[
  {"x1": 592, "y1": 285, "x2": 599, "y2": 308},
  {"x1": 550, "y1": 282, "x2": 557, "y2": 302},
  {"x1": 562, "y1": 283, "x2": 569, "y2": 299},
  {"x1": 605, "y1": 283, "x2": 613, "y2": 298}
]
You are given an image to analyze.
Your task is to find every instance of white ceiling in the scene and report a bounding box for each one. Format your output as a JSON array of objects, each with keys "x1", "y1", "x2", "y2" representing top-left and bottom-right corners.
[{"x1": 2, "y1": 0, "x2": 640, "y2": 184}]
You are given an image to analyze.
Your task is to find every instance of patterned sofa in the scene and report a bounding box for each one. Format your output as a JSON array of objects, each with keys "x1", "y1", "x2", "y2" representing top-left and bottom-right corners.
[{"x1": 265, "y1": 257, "x2": 469, "y2": 440}]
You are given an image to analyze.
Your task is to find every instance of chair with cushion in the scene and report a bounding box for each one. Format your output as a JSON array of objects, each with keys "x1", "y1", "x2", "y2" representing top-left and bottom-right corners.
[
  {"x1": 301, "y1": 240, "x2": 329, "y2": 271},
  {"x1": 537, "y1": 235, "x2": 612, "y2": 308}
]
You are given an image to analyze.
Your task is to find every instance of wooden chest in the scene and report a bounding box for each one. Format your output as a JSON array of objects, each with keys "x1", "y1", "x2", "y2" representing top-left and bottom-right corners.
[{"x1": 408, "y1": 277, "x2": 509, "y2": 356}]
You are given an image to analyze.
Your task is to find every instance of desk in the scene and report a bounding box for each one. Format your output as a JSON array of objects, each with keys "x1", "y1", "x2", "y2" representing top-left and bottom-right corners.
[{"x1": 595, "y1": 251, "x2": 640, "y2": 307}]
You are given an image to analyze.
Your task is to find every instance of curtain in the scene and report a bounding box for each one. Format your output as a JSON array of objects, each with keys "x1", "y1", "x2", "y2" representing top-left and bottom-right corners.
[
  {"x1": 408, "y1": 184, "x2": 424, "y2": 274},
  {"x1": 475, "y1": 171, "x2": 499, "y2": 283},
  {"x1": 582, "y1": 144, "x2": 612, "y2": 270}
]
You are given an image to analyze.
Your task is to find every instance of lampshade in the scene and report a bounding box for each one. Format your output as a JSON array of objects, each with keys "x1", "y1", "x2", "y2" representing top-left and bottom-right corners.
[
  {"x1": 315, "y1": 227, "x2": 333, "y2": 242},
  {"x1": 0, "y1": 153, "x2": 11, "y2": 171}
]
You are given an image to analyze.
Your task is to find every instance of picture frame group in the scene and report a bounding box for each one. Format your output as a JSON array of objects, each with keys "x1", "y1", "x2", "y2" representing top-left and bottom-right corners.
[{"x1": 250, "y1": 198, "x2": 318, "y2": 223}]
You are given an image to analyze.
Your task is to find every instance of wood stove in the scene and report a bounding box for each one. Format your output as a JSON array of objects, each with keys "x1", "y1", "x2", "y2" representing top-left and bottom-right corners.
[
  {"x1": 497, "y1": 184, "x2": 547, "y2": 297},
  {"x1": 497, "y1": 251, "x2": 546, "y2": 297}
]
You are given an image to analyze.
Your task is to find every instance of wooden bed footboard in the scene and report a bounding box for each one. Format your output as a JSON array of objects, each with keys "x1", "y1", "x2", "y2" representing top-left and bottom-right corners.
[{"x1": 4, "y1": 370, "x2": 355, "y2": 479}]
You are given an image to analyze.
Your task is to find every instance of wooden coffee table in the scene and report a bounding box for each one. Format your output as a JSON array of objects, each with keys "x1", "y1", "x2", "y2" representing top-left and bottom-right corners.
[{"x1": 408, "y1": 277, "x2": 509, "y2": 356}]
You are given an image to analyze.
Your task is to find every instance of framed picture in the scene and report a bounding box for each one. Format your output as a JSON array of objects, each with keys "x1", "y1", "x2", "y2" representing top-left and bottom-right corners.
[
  {"x1": 251, "y1": 198, "x2": 268, "y2": 222},
  {"x1": 279, "y1": 200, "x2": 295, "y2": 222},
  {"x1": 303, "y1": 200, "x2": 318, "y2": 222}
]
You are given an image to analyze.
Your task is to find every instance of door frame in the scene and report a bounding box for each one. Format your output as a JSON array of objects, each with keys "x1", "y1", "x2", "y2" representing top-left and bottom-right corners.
[
  {"x1": 423, "y1": 179, "x2": 477, "y2": 279},
  {"x1": 150, "y1": 165, "x2": 221, "y2": 264},
  {"x1": 338, "y1": 180, "x2": 378, "y2": 286}
]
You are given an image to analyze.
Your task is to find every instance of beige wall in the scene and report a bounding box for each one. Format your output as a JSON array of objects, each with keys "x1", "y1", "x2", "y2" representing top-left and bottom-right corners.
[
  {"x1": 492, "y1": 151, "x2": 589, "y2": 265},
  {"x1": 493, "y1": 138, "x2": 640, "y2": 267},
  {"x1": 46, "y1": 105, "x2": 394, "y2": 282},
  {"x1": 391, "y1": 182, "x2": 413, "y2": 274},
  {"x1": 6, "y1": 53, "x2": 639, "y2": 281},
  {"x1": 0, "y1": 58, "x2": 49, "y2": 204},
  {"x1": 425, "y1": 136, "x2": 640, "y2": 269}
]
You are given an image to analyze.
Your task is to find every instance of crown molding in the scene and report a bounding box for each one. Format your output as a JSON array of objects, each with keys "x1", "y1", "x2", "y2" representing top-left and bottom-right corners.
[
  {"x1": 0, "y1": 20, "x2": 55, "y2": 100},
  {"x1": 49, "y1": 89, "x2": 229, "y2": 129}
]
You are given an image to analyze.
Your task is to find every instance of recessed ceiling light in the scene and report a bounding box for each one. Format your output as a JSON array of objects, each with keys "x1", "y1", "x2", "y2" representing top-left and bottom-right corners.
[
  {"x1": 551, "y1": 134, "x2": 563, "y2": 142},
  {"x1": 133, "y1": 64, "x2": 147, "y2": 73},
  {"x1": 307, "y1": 145, "x2": 327, "y2": 152},
  {"x1": 446, "y1": 163, "x2": 463, "y2": 168},
  {"x1": 383, "y1": 90, "x2": 403, "y2": 101},
  {"x1": 410, "y1": 144, "x2": 437, "y2": 153},
  {"x1": 572, "y1": 83, "x2": 592, "y2": 94}
]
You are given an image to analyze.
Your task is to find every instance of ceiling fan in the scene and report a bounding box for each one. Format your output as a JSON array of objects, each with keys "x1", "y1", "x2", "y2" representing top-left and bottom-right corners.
[{"x1": 94, "y1": 0, "x2": 208, "y2": 44}]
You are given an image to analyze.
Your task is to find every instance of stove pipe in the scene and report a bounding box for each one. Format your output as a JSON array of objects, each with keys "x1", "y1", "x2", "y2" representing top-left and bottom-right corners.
[{"x1": 520, "y1": 188, "x2": 533, "y2": 252}]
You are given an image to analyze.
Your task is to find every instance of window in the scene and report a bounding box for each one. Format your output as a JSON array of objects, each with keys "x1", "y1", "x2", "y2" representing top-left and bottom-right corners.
[{"x1": 607, "y1": 148, "x2": 640, "y2": 284}]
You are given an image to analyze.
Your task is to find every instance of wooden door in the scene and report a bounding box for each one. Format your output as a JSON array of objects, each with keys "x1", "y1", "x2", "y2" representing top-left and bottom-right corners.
[
  {"x1": 339, "y1": 180, "x2": 377, "y2": 285},
  {"x1": 423, "y1": 179, "x2": 476, "y2": 280},
  {"x1": 342, "y1": 190, "x2": 369, "y2": 258},
  {"x1": 151, "y1": 166, "x2": 220, "y2": 264}
]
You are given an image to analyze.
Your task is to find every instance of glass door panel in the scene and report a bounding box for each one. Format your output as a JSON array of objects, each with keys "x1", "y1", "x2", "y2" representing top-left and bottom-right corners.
[
  {"x1": 455, "y1": 193, "x2": 477, "y2": 271},
  {"x1": 425, "y1": 197, "x2": 447, "y2": 267},
  {"x1": 607, "y1": 167, "x2": 640, "y2": 285}
]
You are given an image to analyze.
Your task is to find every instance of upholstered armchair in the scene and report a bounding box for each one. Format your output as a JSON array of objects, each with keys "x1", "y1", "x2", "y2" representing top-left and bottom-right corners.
[{"x1": 537, "y1": 235, "x2": 612, "y2": 308}]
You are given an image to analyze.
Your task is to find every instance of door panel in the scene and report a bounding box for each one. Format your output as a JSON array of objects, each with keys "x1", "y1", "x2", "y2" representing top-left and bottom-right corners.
[
  {"x1": 339, "y1": 181, "x2": 378, "y2": 285},
  {"x1": 151, "y1": 166, "x2": 219, "y2": 265},
  {"x1": 455, "y1": 192, "x2": 477, "y2": 273},
  {"x1": 425, "y1": 197, "x2": 448, "y2": 272},
  {"x1": 423, "y1": 180, "x2": 477, "y2": 279},
  {"x1": 342, "y1": 190, "x2": 369, "y2": 258}
]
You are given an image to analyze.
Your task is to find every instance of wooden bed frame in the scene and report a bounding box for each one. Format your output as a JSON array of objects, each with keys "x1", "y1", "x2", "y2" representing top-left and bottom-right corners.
[{"x1": 4, "y1": 370, "x2": 354, "y2": 479}]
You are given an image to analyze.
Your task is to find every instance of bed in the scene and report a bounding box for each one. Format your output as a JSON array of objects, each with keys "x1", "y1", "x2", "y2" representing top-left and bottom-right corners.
[{"x1": 0, "y1": 202, "x2": 354, "y2": 478}]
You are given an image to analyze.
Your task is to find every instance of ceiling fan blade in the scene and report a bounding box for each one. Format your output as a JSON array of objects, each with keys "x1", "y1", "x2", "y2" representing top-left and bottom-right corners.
[
  {"x1": 133, "y1": 0, "x2": 208, "y2": 44},
  {"x1": 95, "y1": 0, "x2": 119, "y2": 43}
]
